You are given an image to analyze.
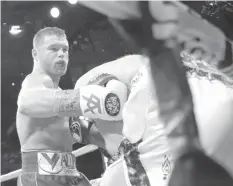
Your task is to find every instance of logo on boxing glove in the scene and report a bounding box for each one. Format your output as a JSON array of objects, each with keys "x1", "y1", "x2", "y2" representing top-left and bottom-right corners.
[{"x1": 104, "y1": 93, "x2": 120, "y2": 116}]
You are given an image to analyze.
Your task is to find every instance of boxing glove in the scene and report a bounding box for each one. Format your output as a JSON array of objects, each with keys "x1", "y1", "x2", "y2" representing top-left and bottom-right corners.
[
  {"x1": 69, "y1": 116, "x2": 97, "y2": 144},
  {"x1": 69, "y1": 116, "x2": 114, "y2": 159},
  {"x1": 79, "y1": 79, "x2": 128, "y2": 121}
]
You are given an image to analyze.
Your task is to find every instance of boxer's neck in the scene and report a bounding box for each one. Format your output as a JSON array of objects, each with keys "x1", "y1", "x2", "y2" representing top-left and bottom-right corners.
[
  {"x1": 50, "y1": 76, "x2": 60, "y2": 88},
  {"x1": 32, "y1": 64, "x2": 60, "y2": 88}
]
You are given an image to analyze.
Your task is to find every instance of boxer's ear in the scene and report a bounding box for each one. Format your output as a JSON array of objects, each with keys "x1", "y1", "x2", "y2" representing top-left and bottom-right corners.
[{"x1": 32, "y1": 48, "x2": 37, "y2": 61}]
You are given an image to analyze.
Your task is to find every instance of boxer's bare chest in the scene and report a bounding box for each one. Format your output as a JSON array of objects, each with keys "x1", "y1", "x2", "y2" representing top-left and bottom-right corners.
[{"x1": 17, "y1": 112, "x2": 72, "y2": 151}]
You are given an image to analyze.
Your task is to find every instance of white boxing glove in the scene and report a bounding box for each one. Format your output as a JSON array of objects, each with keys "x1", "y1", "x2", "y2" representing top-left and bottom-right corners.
[{"x1": 79, "y1": 79, "x2": 128, "y2": 121}]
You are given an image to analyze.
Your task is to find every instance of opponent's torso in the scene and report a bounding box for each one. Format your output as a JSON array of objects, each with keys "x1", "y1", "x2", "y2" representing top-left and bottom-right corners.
[
  {"x1": 121, "y1": 62, "x2": 233, "y2": 185},
  {"x1": 122, "y1": 62, "x2": 171, "y2": 166},
  {"x1": 121, "y1": 63, "x2": 172, "y2": 186},
  {"x1": 16, "y1": 111, "x2": 73, "y2": 152},
  {"x1": 188, "y1": 77, "x2": 233, "y2": 175},
  {"x1": 123, "y1": 63, "x2": 233, "y2": 181}
]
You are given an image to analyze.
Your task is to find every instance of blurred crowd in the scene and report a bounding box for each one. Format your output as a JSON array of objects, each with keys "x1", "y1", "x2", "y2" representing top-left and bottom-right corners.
[{"x1": 1, "y1": 142, "x2": 21, "y2": 175}]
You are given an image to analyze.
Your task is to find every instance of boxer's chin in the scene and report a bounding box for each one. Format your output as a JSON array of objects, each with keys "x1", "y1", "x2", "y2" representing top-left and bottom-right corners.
[{"x1": 54, "y1": 68, "x2": 67, "y2": 77}]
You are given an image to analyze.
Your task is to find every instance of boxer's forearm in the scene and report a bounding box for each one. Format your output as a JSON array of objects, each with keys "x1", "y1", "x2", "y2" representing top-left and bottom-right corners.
[
  {"x1": 18, "y1": 81, "x2": 128, "y2": 120},
  {"x1": 18, "y1": 89, "x2": 82, "y2": 118}
]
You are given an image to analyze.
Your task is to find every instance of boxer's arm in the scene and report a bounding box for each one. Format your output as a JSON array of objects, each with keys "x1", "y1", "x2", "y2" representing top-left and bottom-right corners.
[
  {"x1": 18, "y1": 89, "x2": 83, "y2": 118},
  {"x1": 17, "y1": 75, "x2": 83, "y2": 118},
  {"x1": 18, "y1": 75, "x2": 128, "y2": 119}
]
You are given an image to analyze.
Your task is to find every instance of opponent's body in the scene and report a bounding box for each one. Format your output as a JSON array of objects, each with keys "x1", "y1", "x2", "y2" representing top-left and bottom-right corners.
[
  {"x1": 188, "y1": 75, "x2": 233, "y2": 175},
  {"x1": 75, "y1": 54, "x2": 233, "y2": 186},
  {"x1": 16, "y1": 27, "x2": 128, "y2": 186},
  {"x1": 75, "y1": 55, "x2": 172, "y2": 186},
  {"x1": 74, "y1": 55, "x2": 147, "y2": 158}
]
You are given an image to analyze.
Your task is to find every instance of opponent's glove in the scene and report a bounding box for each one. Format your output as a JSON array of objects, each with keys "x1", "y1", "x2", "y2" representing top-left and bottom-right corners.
[
  {"x1": 69, "y1": 116, "x2": 100, "y2": 144},
  {"x1": 69, "y1": 116, "x2": 114, "y2": 159},
  {"x1": 79, "y1": 74, "x2": 128, "y2": 121}
]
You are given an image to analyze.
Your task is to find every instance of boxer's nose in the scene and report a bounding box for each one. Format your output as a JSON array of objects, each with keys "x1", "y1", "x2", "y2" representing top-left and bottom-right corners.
[{"x1": 57, "y1": 48, "x2": 65, "y2": 58}]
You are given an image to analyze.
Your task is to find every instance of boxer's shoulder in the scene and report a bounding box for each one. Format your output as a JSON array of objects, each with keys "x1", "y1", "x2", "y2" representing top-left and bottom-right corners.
[{"x1": 22, "y1": 73, "x2": 54, "y2": 89}]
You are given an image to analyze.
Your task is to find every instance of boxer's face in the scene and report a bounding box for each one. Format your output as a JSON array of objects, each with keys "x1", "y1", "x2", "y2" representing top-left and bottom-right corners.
[{"x1": 35, "y1": 34, "x2": 69, "y2": 77}]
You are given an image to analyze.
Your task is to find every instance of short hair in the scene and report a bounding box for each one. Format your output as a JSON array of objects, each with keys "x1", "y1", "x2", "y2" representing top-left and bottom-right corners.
[{"x1": 33, "y1": 27, "x2": 67, "y2": 49}]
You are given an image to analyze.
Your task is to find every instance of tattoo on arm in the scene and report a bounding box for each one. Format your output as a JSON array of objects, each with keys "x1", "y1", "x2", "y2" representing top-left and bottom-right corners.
[{"x1": 55, "y1": 90, "x2": 82, "y2": 116}]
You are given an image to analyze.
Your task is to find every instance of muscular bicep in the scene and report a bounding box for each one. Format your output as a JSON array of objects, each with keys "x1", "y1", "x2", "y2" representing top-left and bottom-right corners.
[
  {"x1": 17, "y1": 75, "x2": 82, "y2": 118},
  {"x1": 18, "y1": 87, "x2": 83, "y2": 118},
  {"x1": 18, "y1": 87, "x2": 56, "y2": 117},
  {"x1": 17, "y1": 74, "x2": 54, "y2": 114}
]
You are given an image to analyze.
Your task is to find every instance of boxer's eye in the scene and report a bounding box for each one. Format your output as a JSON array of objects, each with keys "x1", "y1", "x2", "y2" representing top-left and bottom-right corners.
[
  {"x1": 51, "y1": 48, "x2": 58, "y2": 52},
  {"x1": 63, "y1": 47, "x2": 69, "y2": 53}
]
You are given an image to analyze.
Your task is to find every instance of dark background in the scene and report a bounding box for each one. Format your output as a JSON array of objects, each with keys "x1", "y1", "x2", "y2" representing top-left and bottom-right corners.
[{"x1": 1, "y1": 1, "x2": 233, "y2": 185}]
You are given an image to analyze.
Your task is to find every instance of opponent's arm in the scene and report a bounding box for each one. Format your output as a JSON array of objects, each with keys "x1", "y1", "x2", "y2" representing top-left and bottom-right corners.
[{"x1": 75, "y1": 54, "x2": 148, "y2": 88}]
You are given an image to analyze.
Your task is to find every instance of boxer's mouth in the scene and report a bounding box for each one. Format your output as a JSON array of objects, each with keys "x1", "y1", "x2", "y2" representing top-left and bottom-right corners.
[
  {"x1": 56, "y1": 60, "x2": 66, "y2": 68},
  {"x1": 56, "y1": 60, "x2": 65, "y2": 65}
]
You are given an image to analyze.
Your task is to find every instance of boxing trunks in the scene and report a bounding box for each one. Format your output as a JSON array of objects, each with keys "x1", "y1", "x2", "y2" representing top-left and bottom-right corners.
[{"x1": 18, "y1": 151, "x2": 91, "y2": 186}]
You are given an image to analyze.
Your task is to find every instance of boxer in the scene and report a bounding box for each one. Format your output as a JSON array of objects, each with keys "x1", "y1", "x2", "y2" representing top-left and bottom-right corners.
[
  {"x1": 16, "y1": 27, "x2": 128, "y2": 186},
  {"x1": 73, "y1": 54, "x2": 233, "y2": 186}
]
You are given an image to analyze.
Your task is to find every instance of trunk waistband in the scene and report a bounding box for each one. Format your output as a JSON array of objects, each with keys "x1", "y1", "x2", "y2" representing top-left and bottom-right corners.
[{"x1": 21, "y1": 151, "x2": 79, "y2": 177}]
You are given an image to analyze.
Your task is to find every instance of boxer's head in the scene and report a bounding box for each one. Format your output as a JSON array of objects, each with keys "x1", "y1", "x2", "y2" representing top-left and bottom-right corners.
[{"x1": 32, "y1": 27, "x2": 69, "y2": 78}]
